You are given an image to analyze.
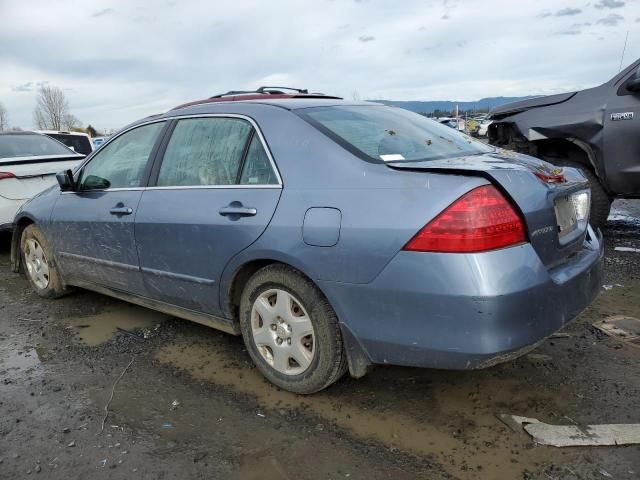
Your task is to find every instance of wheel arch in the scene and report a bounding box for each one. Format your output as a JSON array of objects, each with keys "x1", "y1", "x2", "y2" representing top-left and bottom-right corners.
[
  {"x1": 10, "y1": 215, "x2": 35, "y2": 273},
  {"x1": 222, "y1": 255, "x2": 373, "y2": 378}
]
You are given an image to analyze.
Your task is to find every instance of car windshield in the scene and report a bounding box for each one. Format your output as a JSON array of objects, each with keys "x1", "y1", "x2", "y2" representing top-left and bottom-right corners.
[
  {"x1": 301, "y1": 105, "x2": 492, "y2": 162},
  {"x1": 0, "y1": 133, "x2": 75, "y2": 160}
]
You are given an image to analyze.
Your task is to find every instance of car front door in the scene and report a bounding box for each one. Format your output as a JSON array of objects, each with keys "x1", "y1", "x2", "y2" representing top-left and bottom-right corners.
[
  {"x1": 134, "y1": 115, "x2": 282, "y2": 315},
  {"x1": 603, "y1": 65, "x2": 640, "y2": 195},
  {"x1": 50, "y1": 121, "x2": 166, "y2": 294}
]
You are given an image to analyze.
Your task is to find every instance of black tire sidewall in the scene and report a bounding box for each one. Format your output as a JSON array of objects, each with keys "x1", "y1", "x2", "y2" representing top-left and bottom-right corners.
[{"x1": 239, "y1": 265, "x2": 345, "y2": 394}]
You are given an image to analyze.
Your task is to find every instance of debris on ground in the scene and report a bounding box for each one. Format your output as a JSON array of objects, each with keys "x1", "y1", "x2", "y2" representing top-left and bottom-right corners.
[
  {"x1": 593, "y1": 316, "x2": 640, "y2": 348},
  {"x1": 99, "y1": 358, "x2": 135, "y2": 434},
  {"x1": 602, "y1": 284, "x2": 624, "y2": 290},
  {"x1": 526, "y1": 353, "x2": 552, "y2": 363},
  {"x1": 161, "y1": 422, "x2": 174, "y2": 429},
  {"x1": 170, "y1": 399, "x2": 180, "y2": 410},
  {"x1": 614, "y1": 246, "x2": 640, "y2": 253},
  {"x1": 549, "y1": 332, "x2": 571, "y2": 339},
  {"x1": 498, "y1": 414, "x2": 640, "y2": 447}
]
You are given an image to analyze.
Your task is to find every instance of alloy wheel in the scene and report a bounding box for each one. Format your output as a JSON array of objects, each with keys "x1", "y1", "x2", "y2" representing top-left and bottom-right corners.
[{"x1": 24, "y1": 238, "x2": 50, "y2": 289}]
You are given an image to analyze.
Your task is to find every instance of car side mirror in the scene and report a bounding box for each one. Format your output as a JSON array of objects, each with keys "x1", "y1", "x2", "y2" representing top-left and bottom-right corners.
[
  {"x1": 627, "y1": 68, "x2": 640, "y2": 92},
  {"x1": 56, "y1": 169, "x2": 76, "y2": 192}
]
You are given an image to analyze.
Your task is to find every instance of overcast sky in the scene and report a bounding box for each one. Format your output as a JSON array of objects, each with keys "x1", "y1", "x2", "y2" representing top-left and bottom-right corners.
[{"x1": 1, "y1": 0, "x2": 638, "y2": 131}]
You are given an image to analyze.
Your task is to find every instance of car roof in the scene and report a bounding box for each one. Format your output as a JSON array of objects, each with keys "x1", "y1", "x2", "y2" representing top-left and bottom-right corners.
[{"x1": 170, "y1": 97, "x2": 379, "y2": 114}]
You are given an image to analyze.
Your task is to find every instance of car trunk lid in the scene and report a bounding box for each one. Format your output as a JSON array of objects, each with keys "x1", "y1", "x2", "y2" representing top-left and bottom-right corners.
[
  {"x1": 0, "y1": 155, "x2": 84, "y2": 200},
  {"x1": 387, "y1": 151, "x2": 591, "y2": 268}
]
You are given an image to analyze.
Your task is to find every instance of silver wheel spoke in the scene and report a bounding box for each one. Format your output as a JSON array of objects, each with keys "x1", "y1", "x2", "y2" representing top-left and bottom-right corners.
[
  {"x1": 290, "y1": 342, "x2": 312, "y2": 370},
  {"x1": 254, "y1": 296, "x2": 275, "y2": 323},
  {"x1": 275, "y1": 290, "x2": 295, "y2": 320},
  {"x1": 272, "y1": 348, "x2": 289, "y2": 372},
  {"x1": 253, "y1": 326, "x2": 274, "y2": 346}
]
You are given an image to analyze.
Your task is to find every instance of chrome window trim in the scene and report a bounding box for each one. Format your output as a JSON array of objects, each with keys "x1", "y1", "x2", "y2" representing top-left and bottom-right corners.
[
  {"x1": 73, "y1": 118, "x2": 168, "y2": 173},
  {"x1": 145, "y1": 185, "x2": 282, "y2": 191},
  {"x1": 156, "y1": 113, "x2": 283, "y2": 187}
]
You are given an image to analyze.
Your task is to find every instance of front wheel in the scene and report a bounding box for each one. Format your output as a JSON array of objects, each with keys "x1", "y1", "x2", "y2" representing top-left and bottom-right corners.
[
  {"x1": 21, "y1": 224, "x2": 69, "y2": 298},
  {"x1": 239, "y1": 264, "x2": 347, "y2": 394}
]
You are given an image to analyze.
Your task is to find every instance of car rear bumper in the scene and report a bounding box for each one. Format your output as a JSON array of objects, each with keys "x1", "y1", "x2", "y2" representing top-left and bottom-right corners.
[
  {"x1": 319, "y1": 227, "x2": 604, "y2": 370},
  {"x1": 0, "y1": 196, "x2": 25, "y2": 230}
]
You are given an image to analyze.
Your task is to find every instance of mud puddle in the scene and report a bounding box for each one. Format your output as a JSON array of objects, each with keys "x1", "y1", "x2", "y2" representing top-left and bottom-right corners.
[
  {"x1": 59, "y1": 302, "x2": 169, "y2": 346},
  {"x1": 0, "y1": 345, "x2": 44, "y2": 379},
  {"x1": 156, "y1": 337, "x2": 572, "y2": 479}
]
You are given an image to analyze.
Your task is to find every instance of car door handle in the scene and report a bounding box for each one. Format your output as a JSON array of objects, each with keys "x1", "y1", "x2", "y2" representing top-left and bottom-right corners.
[
  {"x1": 109, "y1": 205, "x2": 133, "y2": 215},
  {"x1": 219, "y1": 204, "x2": 257, "y2": 217}
]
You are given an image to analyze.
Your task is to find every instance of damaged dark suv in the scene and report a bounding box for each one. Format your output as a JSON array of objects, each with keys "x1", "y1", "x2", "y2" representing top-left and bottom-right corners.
[{"x1": 488, "y1": 58, "x2": 640, "y2": 229}]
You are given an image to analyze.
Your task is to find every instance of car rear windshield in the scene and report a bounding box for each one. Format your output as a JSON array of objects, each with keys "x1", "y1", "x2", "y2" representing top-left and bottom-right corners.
[
  {"x1": 300, "y1": 105, "x2": 492, "y2": 163},
  {"x1": 0, "y1": 134, "x2": 75, "y2": 160},
  {"x1": 47, "y1": 133, "x2": 93, "y2": 155}
]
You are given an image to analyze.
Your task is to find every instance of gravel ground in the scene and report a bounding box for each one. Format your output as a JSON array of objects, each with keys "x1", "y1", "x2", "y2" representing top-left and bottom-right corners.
[{"x1": 1, "y1": 200, "x2": 639, "y2": 480}]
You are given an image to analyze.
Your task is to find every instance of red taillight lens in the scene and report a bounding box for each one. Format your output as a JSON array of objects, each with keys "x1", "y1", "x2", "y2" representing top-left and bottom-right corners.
[
  {"x1": 0, "y1": 172, "x2": 15, "y2": 180},
  {"x1": 403, "y1": 185, "x2": 526, "y2": 253}
]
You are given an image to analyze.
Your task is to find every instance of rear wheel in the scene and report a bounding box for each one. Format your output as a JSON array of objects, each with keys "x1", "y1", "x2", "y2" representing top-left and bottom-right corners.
[
  {"x1": 544, "y1": 158, "x2": 612, "y2": 230},
  {"x1": 21, "y1": 224, "x2": 68, "y2": 298},
  {"x1": 239, "y1": 264, "x2": 347, "y2": 394}
]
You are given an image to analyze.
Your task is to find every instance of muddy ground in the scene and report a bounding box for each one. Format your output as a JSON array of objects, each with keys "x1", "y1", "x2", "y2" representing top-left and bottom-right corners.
[{"x1": 1, "y1": 201, "x2": 639, "y2": 480}]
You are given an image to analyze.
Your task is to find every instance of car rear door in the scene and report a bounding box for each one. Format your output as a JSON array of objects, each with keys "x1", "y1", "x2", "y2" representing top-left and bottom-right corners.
[
  {"x1": 134, "y1": 115, "x2": 282, "y2": 315},
  {"x1": 50, "y1": 121, "x2": 167, "y2": 294}
]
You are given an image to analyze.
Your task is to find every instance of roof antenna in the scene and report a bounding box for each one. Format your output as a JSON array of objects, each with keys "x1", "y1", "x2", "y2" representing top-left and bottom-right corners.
[{"x1": 618, "y1": 31, "x2": 629, "y2": 72}]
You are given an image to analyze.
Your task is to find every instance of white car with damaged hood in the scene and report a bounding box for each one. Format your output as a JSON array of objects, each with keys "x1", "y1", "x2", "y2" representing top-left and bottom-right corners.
[{"x1": 0, "y1": 131, "x2": 84, "y2": 231}]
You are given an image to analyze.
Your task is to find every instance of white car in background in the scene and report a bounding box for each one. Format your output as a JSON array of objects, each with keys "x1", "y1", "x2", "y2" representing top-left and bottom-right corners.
[
  {"x1": 477, "y1": 119, "x2": 493, "y2": 137},
  {"x1": 0, "y1": 132, "x2": 84, "y2": 231},
  {"x1": 36, "y1": 130, "x2": 94, "y2": 156}
]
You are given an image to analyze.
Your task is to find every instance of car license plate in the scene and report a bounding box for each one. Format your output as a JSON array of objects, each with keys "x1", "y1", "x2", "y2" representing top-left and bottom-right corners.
[{"x1": 555, "y1": 195, "x2": 578, "y2": 238}]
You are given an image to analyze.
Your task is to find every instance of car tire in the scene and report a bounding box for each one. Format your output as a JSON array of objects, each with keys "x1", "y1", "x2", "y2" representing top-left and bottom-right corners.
[
  {"x1": 239, "y1": 264, "x2": 347, "y2": 394},
  {"x1": 544, "y1": 158, "x2": 612, "y2": 231},
  {"x1": 20, "y1": 224, "x2": 69, "y2": 299}
]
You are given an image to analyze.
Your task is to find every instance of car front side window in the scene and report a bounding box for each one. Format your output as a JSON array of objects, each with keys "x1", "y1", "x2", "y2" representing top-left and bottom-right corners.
[
  {"x1": 157, "y1": 118, "x2": 252, "y2": 187},
  {"x1": 79, "y1": 122, "x2": 164, "y2": 191}
]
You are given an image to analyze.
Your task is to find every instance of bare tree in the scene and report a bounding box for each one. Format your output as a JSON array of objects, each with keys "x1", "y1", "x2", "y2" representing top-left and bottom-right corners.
[
  {"x1": 33, "y1": 85, "x2": 70, "y2": 130},
  {"x1": 0, "y1": 101, "x2": 8, "y2": 131},
  {"x1": 62, "y1": 113, "x2": 81, "y2": 130}
]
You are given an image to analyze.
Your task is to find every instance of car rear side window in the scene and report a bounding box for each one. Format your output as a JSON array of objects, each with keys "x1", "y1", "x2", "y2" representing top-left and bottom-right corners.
[
  {"x1": 239, "y1": 134, "x2": 278, "y2": 185},
  {"x1": 79, "y1": 122, "x2": 164, "y2": 190},
  {"x1": 301, "y1": 105, "x2": 492, "y2": 163},
  {"x1": 157, "y1": 118, "x2": 251, "y2": 187}
]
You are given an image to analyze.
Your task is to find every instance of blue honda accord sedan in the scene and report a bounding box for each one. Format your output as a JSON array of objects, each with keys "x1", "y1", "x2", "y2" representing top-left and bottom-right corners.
[{"x1": 10, "y1": 88, "x2": 603, "y2": 393}]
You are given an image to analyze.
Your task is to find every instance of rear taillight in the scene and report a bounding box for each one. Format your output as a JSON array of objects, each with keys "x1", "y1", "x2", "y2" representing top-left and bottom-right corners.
[
  {"x1": 403, "y1": 185, "x2": 526, "y2": 253},
  {"x1": 0, "y1": 172, "x2": 15, "y2": 180}
]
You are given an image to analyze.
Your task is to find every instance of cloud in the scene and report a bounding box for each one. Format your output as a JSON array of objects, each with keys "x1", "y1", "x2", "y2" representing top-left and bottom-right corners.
[
  {"x1": 596, "y1": 13, "x2": 624, "y2": 25},
  {"x1": 537, "y1": 11, "x2": 552, "y2": 18},
  {"x1": 441, "y1": 14, "x2": 450, "y2": 20},
  {"x1": 556, "y1": 8, "x2": 582, "y2": 16},
  {"x1": 91, "y1": 8, "x2": 115, "y2": 17},
  {"x1": 11, "y1": 81, "x2": 48, "y2": 92},
  {"x1": 1, "y1": 0, "x2": 638, "y2": 130},
  {"x1": 594, "y1": 0, "x2": 625, "y2": 9}
]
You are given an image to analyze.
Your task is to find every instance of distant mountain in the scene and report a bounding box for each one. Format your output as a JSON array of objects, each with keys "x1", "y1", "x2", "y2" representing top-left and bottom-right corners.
[{"x1": 371, "y1": 96, "x2": 537, "y2": 114}]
